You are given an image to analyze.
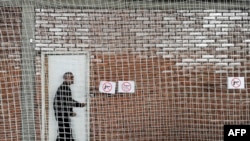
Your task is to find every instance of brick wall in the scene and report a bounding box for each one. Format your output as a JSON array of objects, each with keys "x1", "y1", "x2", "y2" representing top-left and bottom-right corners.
[
  {"x1": 0, "y1": 7, "x2": 22, "y2": 141},
  {"x1": 35, "y1": 9, "x2": 250, "y2": 140}
]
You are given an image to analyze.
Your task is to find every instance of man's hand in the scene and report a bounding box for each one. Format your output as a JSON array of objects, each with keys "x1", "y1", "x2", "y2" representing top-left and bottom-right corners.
[
  {"x1": 81, "y1": 103, "x2": 86, "y2": 107},
  {"x1": 70, "y1": 112, "x2": 77, "y2": 117}
]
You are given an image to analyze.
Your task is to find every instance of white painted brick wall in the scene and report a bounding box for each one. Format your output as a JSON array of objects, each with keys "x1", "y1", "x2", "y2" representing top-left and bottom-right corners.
[
  {"x1": 216, "y1": 55, "x2": 228, "y2": 58},
  {"x1": 209, "y1": 13, "x2": 222, "y2": 17},
  {"x1": 215, "y1": 63, "x2": 228, "y2": 66},
  {"x1": 196, "y1": 59, "x2": 208, "y2": 62},
  {"x1": 229, "y1": 63, "x2": 241, "y2": 66},
  {"x1": 209, "y1": 59, "x2": 221, "y2": 63},
  {"x1": 34, "y1": 9, "x2": 250, "y2": 72},
  {"x1": 182, "y1": 59, "x2": 195, "y2": 63},
  {"x1": 203, "y1": 24, "x2": 215, "y2": 28},
  {"x1": 202, "y1": 55, "x2": 215, "y2": 59}
]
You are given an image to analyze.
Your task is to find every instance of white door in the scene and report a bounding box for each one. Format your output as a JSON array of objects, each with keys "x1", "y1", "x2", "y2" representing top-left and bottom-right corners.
[{"x1": 43, "y1": 52, "x2": 89, "y2": 141}]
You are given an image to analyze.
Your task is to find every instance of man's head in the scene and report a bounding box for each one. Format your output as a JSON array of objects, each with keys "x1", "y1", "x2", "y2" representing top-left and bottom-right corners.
[{"x1": 63, "y1": 72, "x2": 74, "y2": 85}]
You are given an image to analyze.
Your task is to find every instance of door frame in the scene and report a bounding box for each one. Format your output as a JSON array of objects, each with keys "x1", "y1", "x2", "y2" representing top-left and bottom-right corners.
[{"x1": 41, "y1": 51, "x2": 90, "y2": 141}]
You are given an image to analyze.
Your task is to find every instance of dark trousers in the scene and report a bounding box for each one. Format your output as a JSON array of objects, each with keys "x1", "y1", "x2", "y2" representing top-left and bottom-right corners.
[{"x1": 56, "y1": 116, "x2": 74, "y2": 141}]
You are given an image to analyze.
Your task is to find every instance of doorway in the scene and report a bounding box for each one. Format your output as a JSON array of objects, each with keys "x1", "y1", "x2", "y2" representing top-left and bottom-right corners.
[{"x1": 41, "y1": 51, "x2": 90, "y2": 141}]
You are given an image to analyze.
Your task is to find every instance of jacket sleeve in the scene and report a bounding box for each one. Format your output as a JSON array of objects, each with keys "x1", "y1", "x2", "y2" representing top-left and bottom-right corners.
[
  {"x1": 70, "y1": 97, "x2": 85, "y2": 107},
  {"x1": 66, "y1": 87, "x2": 85, "y2": 108}
]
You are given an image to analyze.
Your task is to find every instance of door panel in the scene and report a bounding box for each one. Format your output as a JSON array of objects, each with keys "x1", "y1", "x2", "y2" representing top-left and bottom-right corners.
[{"x1": 42, "y1": 52, "x2": 89, "y2": 141}]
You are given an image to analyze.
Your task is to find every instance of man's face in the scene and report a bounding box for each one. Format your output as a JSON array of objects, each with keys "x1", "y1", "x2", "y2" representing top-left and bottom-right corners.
[{"x1": 65, "y1": 74, "x2": 74, "y2": 85}]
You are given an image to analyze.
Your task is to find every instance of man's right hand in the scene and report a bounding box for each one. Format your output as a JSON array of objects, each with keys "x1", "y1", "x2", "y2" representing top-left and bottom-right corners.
[
  {"x1": 81, "y1": 103, "x2": 86, "y2": 107},
  {"x1": 70, "y1": 112, "x2": 77, "y2": 117}
]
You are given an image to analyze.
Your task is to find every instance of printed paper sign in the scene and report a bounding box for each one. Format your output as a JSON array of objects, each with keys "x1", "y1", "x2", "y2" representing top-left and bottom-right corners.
[
  {"x1": 99, "y1": 81, "x2": 116, "y2": 94},
  {"x1": 118, "y1": 81, "x2": 135, "y2": 93},
  {"x1": 227, "y1": 77, "x2": 245, "y2": 89}
]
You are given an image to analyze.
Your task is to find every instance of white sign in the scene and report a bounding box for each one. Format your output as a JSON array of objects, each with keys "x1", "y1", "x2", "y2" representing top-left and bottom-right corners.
[
  {"x1": 227, "y1": 77, "x2": 245, "y2": 89},
  {"x1": 118, "y1": 81, "x2": 135, "y2": 93},
  {"x1": 99, "y1": 81, "x2": 116, "y2": 94}
]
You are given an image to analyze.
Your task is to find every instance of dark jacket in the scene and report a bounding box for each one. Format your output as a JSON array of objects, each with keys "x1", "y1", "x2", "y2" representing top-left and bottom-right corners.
[{"x1": 53, "y1": 82, "x2": 83, "y2": 119}]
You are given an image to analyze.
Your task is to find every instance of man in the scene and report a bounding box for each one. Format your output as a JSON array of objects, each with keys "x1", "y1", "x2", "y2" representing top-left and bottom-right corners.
[{"x1": 53, "y1": 72, "x2": 86, "y2": 141}]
